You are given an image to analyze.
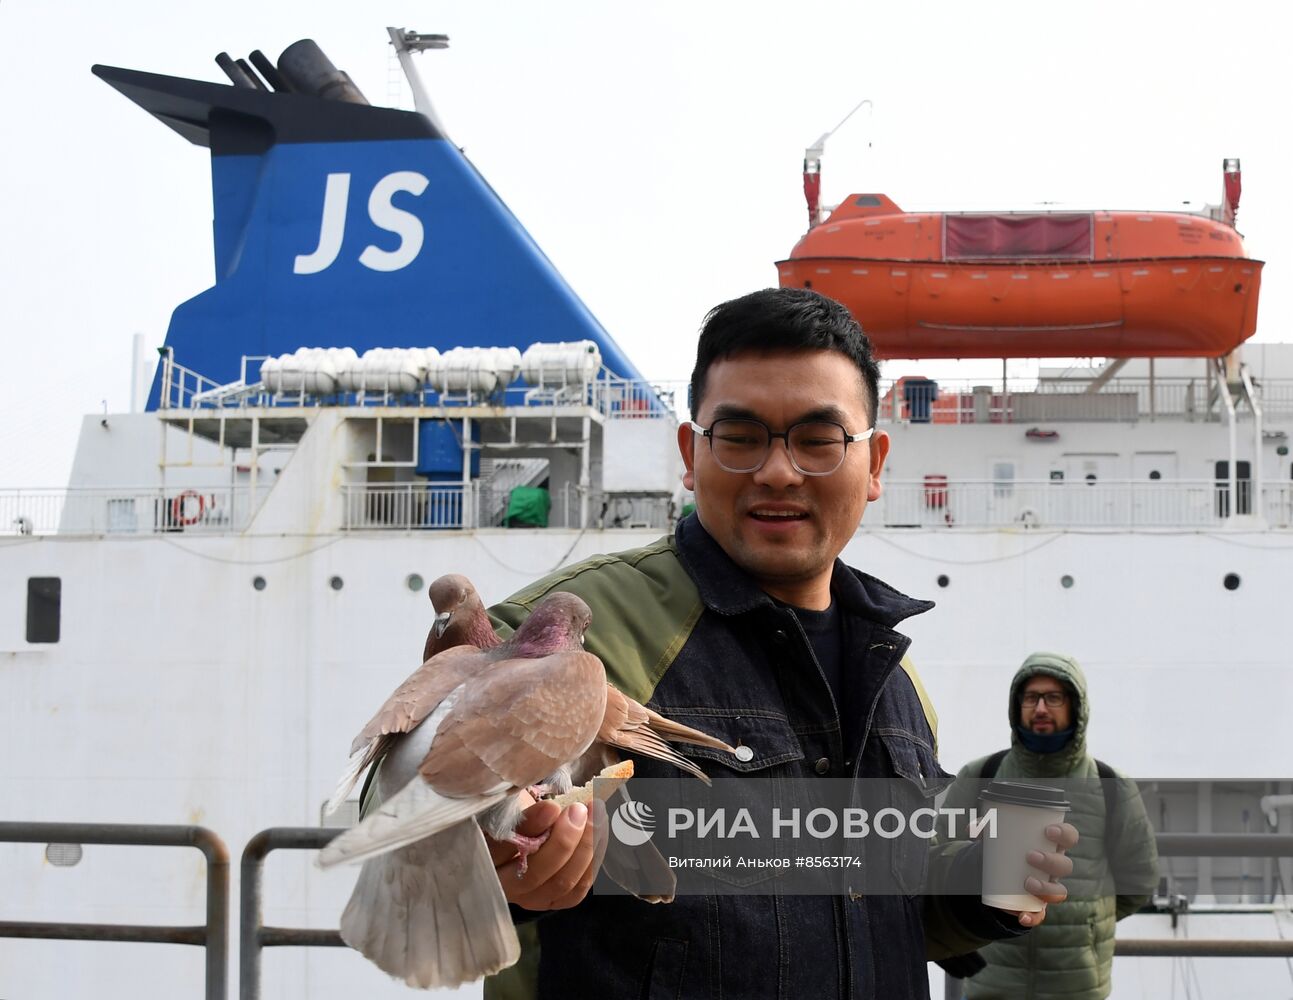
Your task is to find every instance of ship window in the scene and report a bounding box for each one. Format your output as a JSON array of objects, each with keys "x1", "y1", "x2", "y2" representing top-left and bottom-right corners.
[
  {"x1": 45, "y1": 843, "x2": 83, "y2": 867},
  {"x1": 1148, "y1": 470, "x2": 1162, "y2": 480},
  {"x1": 944, "y1": 213, "x2": 1093, "y2": 260},
  {"x1": 855, "y1": 195, "x2": 883, "y2": 207},
  {"x1": 936, "y1": 574, "x2": 950, "y2": 588},
  {"x1": 1223, "y1": 573, "x2": 1241, "y2": 591},
  {"x1": 26, "y1": 577, "x2": 61, "y2": 643}
]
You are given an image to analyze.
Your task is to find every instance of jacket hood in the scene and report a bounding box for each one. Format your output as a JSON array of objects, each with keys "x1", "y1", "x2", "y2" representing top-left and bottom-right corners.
[{"x1": 1008, "y1": 651, "x2": 1088, "y2": 768}]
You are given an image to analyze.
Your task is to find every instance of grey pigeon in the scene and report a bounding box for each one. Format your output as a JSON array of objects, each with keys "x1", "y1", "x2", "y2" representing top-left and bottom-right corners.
[{"x1": 319, "y1": 593, "x2": 608, "y2": 989}]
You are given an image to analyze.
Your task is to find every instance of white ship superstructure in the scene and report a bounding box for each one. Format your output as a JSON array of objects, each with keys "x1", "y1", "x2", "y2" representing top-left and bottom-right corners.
[{"x1": 2, "y1": 30, "x2": 1292, "y2": 1000}]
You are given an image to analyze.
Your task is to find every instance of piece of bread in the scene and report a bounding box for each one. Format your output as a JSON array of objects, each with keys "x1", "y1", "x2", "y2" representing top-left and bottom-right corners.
[{"x1": 549, "y1": 760, "x2": 635, "y2": 807}]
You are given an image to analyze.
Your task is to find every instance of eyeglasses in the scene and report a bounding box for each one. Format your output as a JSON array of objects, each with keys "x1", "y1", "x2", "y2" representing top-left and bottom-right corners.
[
  {"x1": 1021, "y1": 691, "x2": 1068, "y2": 708},
  {"x1": 688, "y1": 418, "x2": 874, "y2": 476}
]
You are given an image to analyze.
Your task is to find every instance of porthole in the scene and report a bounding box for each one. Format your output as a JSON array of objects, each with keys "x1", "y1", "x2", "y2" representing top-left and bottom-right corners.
[
  {"x1": 1084, "y1": 474, "x2": 1097, "y2": 485},
  {"x1": 1148, "y1": 470, "x2": 1162, "y2": 481},
  {"x1": 936, "y1": 574, "x2": 950, "y2": 588},
  {"x1": 406, "y1": 573, "x2": 425, "y2": 593},
  {"x1": 1223, "y1": 573, "x2": 1240, "y2": 591},
  {"x1": 329, "y1": 576, "x2": 344, "y2": 591},
  {"x1": 252, "y1": 576, "x2": 267, "y2": 591},
  {"x1": 1060, "y1": 575, "x2": 1074, "y2": 589},
  {"x1": 45, "y1": 843, "x2": 83, "y2": 867}
]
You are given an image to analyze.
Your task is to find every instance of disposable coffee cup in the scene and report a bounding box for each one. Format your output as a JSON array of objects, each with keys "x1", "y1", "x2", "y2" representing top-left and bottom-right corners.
[{"x1": 978, "y1": 780, "x2": 1070, "y2": 912}]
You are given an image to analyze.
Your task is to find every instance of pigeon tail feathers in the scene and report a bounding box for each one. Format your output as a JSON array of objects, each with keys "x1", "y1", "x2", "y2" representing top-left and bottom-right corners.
[
  {"x1": 643, "y1": 705, "x2": 737, "y2": 753},
  {"x1": 339, "y1": 820, "x2": 520, "y2": 988}
]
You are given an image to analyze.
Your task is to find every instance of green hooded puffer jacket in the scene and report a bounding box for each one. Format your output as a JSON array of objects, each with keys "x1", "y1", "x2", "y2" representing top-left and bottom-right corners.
[{"x1": 939, "y1": 652, "x2": 1158, "y2": 1000}]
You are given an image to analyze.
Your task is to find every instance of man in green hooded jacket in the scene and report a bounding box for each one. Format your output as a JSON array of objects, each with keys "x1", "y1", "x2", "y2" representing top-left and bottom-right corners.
[{"x1": 940, "y1": 652, "x2": 1158, "y2": 1000}]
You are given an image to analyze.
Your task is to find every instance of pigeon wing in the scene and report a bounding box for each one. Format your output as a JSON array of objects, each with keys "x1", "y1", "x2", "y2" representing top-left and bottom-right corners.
[
  {"x1": 421, "y1": 650, "x2": 608, "y2": 796},
  {"x1": 349, "y1": 646, "x2": 482, "y2": 754}
]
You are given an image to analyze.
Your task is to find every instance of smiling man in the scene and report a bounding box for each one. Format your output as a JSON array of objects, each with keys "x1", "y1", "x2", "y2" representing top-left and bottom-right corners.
[{"x1": 484, "y1": 289, "x2": 1078, "y2": 1000}]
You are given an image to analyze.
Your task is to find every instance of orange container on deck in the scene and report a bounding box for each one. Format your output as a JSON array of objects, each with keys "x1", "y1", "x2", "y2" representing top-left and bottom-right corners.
[{"x1": 778, "y1": 166, "x2": 1264, "y2": 359}]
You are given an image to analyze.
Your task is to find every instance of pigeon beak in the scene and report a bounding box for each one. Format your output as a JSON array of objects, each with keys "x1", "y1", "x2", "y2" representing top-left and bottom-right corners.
[{"x1": 432, "y1": 612, "x2": 451, "y2": 638}]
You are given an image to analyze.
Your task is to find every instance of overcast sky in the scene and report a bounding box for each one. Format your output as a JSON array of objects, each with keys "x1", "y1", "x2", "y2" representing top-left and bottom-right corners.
[{"x1": 2, "y1": 0, "x2": 1288, "y2": 487}]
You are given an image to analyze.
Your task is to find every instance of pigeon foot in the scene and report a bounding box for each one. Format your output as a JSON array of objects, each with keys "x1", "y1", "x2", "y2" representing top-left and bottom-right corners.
[{"x1": 510, "y1": 831, "x2": 551, "y2": 877}]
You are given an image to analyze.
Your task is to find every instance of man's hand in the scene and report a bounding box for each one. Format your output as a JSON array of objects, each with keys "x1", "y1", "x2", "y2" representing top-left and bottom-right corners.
[
  {"x1": 486, "y1": 794, "x2": 608, "y2": 911},
  {"x1": 1013, "y1": 821, "x2": 1079, "y2": 928}
]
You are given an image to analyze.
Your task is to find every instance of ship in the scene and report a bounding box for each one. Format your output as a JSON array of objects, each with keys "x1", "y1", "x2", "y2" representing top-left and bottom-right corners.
[{"x1": 2, "y1": 30, "x2": 1291, "y2": 1000}]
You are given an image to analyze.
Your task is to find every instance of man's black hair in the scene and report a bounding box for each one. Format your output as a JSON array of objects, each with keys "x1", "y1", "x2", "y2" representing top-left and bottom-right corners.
[{"x1": 688, "y1": 288, "x2": 881, "y2": 426}]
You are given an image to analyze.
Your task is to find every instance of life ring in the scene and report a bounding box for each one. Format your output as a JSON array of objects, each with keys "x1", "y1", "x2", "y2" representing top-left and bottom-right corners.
[{"x1": 172, "y1": 490, "x2": 206, "y2": 527}]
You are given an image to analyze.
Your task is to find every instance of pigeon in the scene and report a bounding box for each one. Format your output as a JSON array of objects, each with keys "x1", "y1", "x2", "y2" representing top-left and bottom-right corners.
[
  {"x1": 415, "y1": 574, "x2": 734, "y2": 784},
  {"x1": 320, "y1": 592, "x2": 608, "y2": 989},
  {"x1": 421, "y1": 573, "x2": 497, "y2": 663}
]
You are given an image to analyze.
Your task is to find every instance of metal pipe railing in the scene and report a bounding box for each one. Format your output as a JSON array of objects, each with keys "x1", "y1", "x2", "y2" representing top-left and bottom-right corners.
[
  {"x1": 0, "y1": 821, "x2": 229, "y2": 1000},
  {"x1": 240, "y1": 826, "x2": 345, "y2": 1000},
  {"x1": 944, "y1": 831, "x2": 1293, "y2": 997},
  {"x1": 5, "y1": 822, "x2": 1290, "y2": 998}
]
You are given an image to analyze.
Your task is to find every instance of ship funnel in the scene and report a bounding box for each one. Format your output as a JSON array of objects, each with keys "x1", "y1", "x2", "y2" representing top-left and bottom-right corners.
[
  {"x1": 277, "y1": 39, "x2": 370, "y2": 105},
  {"x1": 215, "y1": 51, "x2": 258, "y2": 90},
  {"x1": 1223, "y1": 158, "x2": 1242, "y2": 225},
  {"x1": 249, "y1": 50, "x2": 291, "y2": 92}
]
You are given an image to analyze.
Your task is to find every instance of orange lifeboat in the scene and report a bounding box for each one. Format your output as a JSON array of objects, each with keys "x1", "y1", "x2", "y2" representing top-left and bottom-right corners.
[{"x1": 778, "y1": 161, "x2": 1263, "y2": 359}]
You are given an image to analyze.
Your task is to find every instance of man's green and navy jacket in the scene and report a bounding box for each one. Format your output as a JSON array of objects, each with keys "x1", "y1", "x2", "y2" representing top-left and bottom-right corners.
[{"x1": 485, "y1": 515, "x2": 1021, "y2": 1000}]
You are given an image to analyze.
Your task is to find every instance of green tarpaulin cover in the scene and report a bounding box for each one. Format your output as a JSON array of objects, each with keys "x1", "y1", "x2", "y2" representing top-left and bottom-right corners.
[{"x1": 503, "y1": 486, "x2": 551, "y2": 527}]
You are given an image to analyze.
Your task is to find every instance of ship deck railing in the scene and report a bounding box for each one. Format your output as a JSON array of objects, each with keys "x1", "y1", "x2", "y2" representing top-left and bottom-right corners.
[
  {"x1": 340, "y1": 482, "x2": 677, "y2": 532},
  {"x1": 6, "y1": 480, "x2": 1290, "y2": 535},
  {"x1": 878, "y1": 376, "x2": 1293, "y2": 424},
  {"x1": 0, "y1": 485, "x2": 272, "y2": 536},
  {"x1": 874, "y1": 478, "x2": 1293, "y2": 529},
  {"x1": 158, "y1": 354, "x2": 687, "y2": 422}
]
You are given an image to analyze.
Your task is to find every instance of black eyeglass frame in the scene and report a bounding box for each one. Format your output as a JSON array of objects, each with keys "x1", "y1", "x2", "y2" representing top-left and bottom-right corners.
[
  {"x1": 688, "y1": 418, "x2": 875, "y2": 476},
  {"x1": 1020, "y1": 691, "x2": 1069, "y2": 708}
]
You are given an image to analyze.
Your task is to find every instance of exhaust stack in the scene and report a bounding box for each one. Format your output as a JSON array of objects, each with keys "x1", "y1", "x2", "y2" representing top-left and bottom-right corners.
[{"x1": 277, "y1": 39, "x2": 369, "y2": 105}]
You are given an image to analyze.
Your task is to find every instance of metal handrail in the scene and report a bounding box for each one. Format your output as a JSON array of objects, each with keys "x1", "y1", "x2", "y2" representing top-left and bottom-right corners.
[
  {"x1": 944, "y1": 832, "x2": 1293, "y2": 996},
  {"x1": 0, "y1": 821, "x2": 230, "y2": 1000},
  {"x1": 4, "y1": 821, "x2": 1286, "y2": 998},
  {"x1": 240, "y1": 827, "x2": 346, "y2": 1000}
]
